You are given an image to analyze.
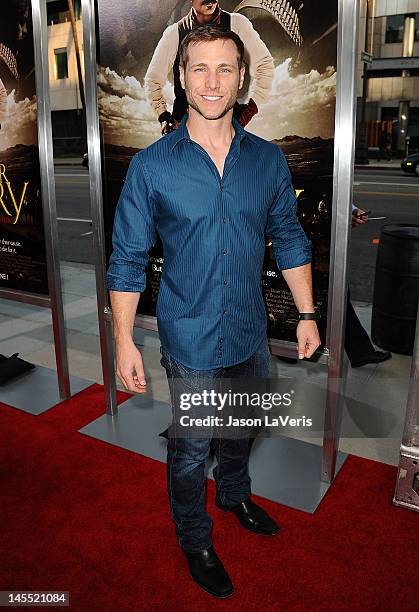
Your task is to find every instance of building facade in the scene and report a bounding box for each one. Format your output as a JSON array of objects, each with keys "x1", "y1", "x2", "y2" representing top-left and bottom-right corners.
[
  {"x1": 47, "y1": 0, "x2": 84, "y2": 156},
  {"x1": 357, "y1": 0, "x2": 419, "y2": 154}
]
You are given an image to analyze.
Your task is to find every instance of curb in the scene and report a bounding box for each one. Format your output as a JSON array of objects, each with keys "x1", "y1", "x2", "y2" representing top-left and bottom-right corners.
[
  {"x1": 53, "y1": 159, "x2": 83, "y2": 166},
  {"x1": 355, "y1": 163, "x2": 401, "y2": 169}
]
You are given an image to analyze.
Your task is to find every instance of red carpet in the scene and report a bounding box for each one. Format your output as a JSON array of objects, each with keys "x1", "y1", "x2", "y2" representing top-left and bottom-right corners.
[{"x1": 1, "y1": 384, "x2": 418, "y2": 611}]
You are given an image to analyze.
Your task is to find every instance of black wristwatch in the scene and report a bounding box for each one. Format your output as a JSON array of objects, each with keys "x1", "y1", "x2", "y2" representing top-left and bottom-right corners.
[{"x1": 298, "y1": 311, "x2": 320, "y2": 322}]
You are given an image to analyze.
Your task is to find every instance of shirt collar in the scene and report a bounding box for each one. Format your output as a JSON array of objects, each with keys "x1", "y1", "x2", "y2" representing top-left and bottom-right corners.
[
  {"x1": 170, "y1": 113, "x2": 246, "y2": 152},
  {"x1": 190, "y1": 5, "x2": 221, "y2": 26}
]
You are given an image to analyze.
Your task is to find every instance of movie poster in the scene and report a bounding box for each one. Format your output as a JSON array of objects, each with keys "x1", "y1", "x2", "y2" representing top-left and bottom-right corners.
[
  {"x1": 0, "y1": 0, "x2": 48, "y2": 296},
  {"x1": 97, "y1": 0, "x2": 337, "y2": 344}
]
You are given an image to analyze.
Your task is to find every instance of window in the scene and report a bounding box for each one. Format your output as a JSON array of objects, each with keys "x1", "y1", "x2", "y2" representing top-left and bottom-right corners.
[
  {"x1": 381, "y1": 107, "x2": 399, "y2": 122},
  {"x1": 385, "y1": 15, "x2": 404, "y2": 43},
  {"x1": 415, "y1": 13, "x2": 419, "y2": 41},
  {"x1": 54, "y1": 48, "x2": 68, "y2": 80},
  {"x1": 409, "y1": 108, "x2": 419, "y2": 125}
]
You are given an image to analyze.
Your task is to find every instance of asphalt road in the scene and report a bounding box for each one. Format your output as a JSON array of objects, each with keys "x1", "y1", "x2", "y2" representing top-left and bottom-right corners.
[
  {"x1": 55, "y1": 165, "x2": 93, "y2": 264},
  {"x1": 351, "y1": 167, "x2": 419, "y2": 302},
  {"x1": 54, "y1": 163, "x2": 419, "y2": 303}
]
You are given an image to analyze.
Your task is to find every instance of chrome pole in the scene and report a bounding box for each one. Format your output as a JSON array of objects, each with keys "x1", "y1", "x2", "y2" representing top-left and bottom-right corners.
[
  {"x1": 82, "y1": 0, "x2": 118, "y2": 415},
  {"x1": 32, "y1": 0, "x2": 71, "y2": 399},
  {"x1": 322, "y1": 0, "x2": 359, "y2": 483}
]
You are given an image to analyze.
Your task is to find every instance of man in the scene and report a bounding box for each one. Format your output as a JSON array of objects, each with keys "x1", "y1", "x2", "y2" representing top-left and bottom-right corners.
[
  {"x1": 108, "y1": 26, "x2": 320, "y2": 598},
  {"x1": 278, "y1": 204, "x2": 392, "y2": 368},
  {"x1": 346, "y1": 205, "x2": 391, "y2": 367},
  {"x1": 144, "y1": 0, "x2": 274, "y2": 134},
  {"x1": 377, "y1": 129, "x2": 391, "y2": 162}
]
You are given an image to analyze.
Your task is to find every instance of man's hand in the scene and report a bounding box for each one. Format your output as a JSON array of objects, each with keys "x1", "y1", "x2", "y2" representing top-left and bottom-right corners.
[
  {"x1": 234, "y1": 98, "x2": 258, "y2": 127},
  {"x1": 352, "y1": 207, "x2": 368, "y2": 227},
  {"x1": 158, "y1": 111, "x2": 179, "y2": 135},
  {"x1": 115, "y1": 339, "x2": 147, "y2": 394},
  {"x1": 296, "y1": 320, "x2": 321, "y2": 359}
]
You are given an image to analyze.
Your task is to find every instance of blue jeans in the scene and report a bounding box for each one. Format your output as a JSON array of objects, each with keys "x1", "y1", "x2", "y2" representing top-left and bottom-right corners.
[{"x1": 160, "y1": 337, "x2": 271, "y2": 552}]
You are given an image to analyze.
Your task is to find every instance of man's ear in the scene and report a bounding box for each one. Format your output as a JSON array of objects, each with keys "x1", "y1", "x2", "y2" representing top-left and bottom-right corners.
[
  {"x1": 179, "y1": 65, "x2": 186, "y2": 90},
  {"x1": 239, "y1": 65, "x2": 245, "y2": 89}
]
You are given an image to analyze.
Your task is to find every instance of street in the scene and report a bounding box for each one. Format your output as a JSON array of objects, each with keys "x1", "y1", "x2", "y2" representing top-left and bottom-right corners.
[
  {"x1": 54, "y1": 162, "x2": 419, "y2": 303},
  {"x1": 55, "y1": 165, "x2": 93, "y2": 264},
  {"x1": 351, "y1": 166, "x2": 419, "y2": 301}
]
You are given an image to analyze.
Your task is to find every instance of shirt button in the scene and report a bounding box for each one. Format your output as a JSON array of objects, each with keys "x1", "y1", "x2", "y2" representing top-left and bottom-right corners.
[
  {"x1": 223, "y1": 250, "x2": 228, "y2": 255},
  {"x1": 223, "y1": 310, "x2": 227, "y2": 315},
  {"x1": 223, "y1": 280, "x2": 228, "y2": 285},
  {"x1": 222, "y1": 218, "x2": 226, "y2": 223}
]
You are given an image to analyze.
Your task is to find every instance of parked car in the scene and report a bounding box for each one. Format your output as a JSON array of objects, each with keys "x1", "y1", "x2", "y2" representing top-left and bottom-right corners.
[
  {"x1": 82, "y1": 153, "x2": 88, "y2": 168},
  {"x1": 401, "y1": 153, "x2": 419, "y2": 175}
]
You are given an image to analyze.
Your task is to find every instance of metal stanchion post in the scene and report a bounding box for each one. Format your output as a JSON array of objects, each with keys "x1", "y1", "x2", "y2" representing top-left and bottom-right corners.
[
  {"x1": 322, "y1": 0, "x2": 359, "y2": 483},
  {"x1": 82, "y1": 0, "x2": 118, "y2": 415}
]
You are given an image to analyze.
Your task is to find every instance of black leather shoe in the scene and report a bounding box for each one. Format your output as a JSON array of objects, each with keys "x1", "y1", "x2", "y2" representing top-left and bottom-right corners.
[
  {"x1": 183, "y1": 546, "x2": 234, "y2": 598},
  {"x1": 216, "y1": 497, "x2": 280, "y2": 536},
  {"x1": 351, "y1": 350, "x2": 392, "y2": 368}
]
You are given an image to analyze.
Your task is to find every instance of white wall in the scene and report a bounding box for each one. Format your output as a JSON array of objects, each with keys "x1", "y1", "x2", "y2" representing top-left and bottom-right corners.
[
  {"x1": 374, "y1": 0, "x2": 419, "y2": 18},
  {"x1": 368, "y1": 75, "x2": 419, "y2": 100},
  {"x1": 48, "y1": 20, "x2": 84, "y2": 112}
]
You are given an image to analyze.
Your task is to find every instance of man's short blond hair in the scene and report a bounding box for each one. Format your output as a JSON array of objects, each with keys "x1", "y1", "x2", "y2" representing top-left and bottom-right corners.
[{"x1": 179, "y1": 25, "x2": 245, "y2": 70}]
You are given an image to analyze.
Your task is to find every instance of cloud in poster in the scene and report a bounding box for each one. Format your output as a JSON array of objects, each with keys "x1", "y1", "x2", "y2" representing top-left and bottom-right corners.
[
  {"x1": 98, "y1": 59, "x2": 336, "y2": 149},
  {"x1": 248, "y1": 59, "x2": 336, "y2": 141},
  {"x1": 0, "y1": 90, "x2": 37, "y2": 152},
  {"x1": 98, "y1": 66, "x2": 172, "y2": 148}
]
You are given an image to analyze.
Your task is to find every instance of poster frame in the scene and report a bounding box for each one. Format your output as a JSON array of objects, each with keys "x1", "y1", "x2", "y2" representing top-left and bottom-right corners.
[
  {"x1": 0, "y1": 0, "x2": 71, "y2": 400},
  {"x1": 83, "y1": 0, "x2": 359, "y2": 483},
  {"x1": 321, "y1": 0, "x2": 359, "y2": 482}
]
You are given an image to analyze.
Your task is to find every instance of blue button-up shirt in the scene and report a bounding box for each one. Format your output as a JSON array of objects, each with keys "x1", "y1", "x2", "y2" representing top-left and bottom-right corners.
[{"x1": 107, "y1": 114, "x2": 311, "y2": 369}]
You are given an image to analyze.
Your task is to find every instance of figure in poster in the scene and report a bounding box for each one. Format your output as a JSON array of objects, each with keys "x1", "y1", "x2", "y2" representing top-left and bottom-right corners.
[
  {"x1": 97, "y1": 0, "x2": 337, "y2": 344},
  {"x1": 144, "y1": 0, "x2": 275, "y2": 133}
]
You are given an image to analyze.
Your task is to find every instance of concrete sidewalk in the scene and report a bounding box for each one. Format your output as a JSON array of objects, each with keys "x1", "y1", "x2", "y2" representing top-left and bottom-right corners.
[
  {"x1": 355, "y1": 159, "x2": 402, "y2": 170},
  {"x1": 54, "y1": 157, "x2": 83, "y2": 166},
  {"x1": 0, "y1": 261, "x2": 412, "y2": 467}
]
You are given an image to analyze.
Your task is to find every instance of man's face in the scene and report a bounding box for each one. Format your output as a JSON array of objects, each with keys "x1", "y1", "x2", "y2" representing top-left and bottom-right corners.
[
  {"x1": 192, "y1": 0, "x2": 219, "y2": 19},
  {"x1": 180, "y1": 39, "x2": 245, "y2": 122}
]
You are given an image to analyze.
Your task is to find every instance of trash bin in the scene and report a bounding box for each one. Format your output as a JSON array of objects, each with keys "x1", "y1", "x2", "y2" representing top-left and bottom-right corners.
[{"x1": 371, "y1": 224, "x2": 419, "y2": 355}]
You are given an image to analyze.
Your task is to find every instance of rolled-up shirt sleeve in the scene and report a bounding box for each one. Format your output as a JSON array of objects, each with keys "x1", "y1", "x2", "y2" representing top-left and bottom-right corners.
[
  {"x1": 266, "y1": 148, "x2": 312, "y2": 271},
  {"x1": 107, "y1": 154, "x2": 157, "y2": 292}
]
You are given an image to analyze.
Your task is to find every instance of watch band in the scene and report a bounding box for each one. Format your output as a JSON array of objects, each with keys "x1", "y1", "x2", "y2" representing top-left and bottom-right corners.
[{"x1": 299, "y1": 312, "x2": 320, "y2": 321}]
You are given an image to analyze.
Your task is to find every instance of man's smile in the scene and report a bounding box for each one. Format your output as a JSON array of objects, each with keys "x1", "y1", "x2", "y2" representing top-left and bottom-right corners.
[{"x1": 201, "y1": 95, "x2": 223, "y2": 101}]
